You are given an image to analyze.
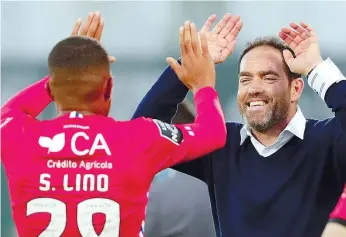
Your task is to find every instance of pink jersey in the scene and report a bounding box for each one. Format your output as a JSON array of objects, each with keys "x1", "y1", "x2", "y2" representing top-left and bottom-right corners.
[
  {"x1": 330, "y1": 186, "x2": 346, "y2": 221},
  {"x1": 1, "y1": 77, "x2": 226, "y2": 237}
]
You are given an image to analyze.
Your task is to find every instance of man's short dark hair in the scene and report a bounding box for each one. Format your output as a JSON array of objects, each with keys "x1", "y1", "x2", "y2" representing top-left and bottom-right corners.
[
  {"x1": 238, "y1": 37, "x2": 301, "y2": 81},
  {"x1": 48, "y1": 36, "x2": 110, "y2": 104}
]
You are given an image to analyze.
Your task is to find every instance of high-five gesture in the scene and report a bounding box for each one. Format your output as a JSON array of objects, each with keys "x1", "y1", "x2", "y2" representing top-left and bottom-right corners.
[
  {"x1": 200, "y1": 14, "x2": 243, "y2": 64},
  {"x1": 279, "y1": 22, "x2": 323, "y2": 76},
  {"x1": 167, "y1": 21, "x2": 216, "y2": 94},
  {"x1": 71, "y1": 11, "x2": 116, "y2": 63}
]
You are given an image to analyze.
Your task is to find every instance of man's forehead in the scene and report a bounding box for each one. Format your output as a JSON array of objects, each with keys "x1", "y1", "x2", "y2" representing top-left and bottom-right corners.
[{"x1": 239, "y1": 47, "x2": 284, "y2": 72}]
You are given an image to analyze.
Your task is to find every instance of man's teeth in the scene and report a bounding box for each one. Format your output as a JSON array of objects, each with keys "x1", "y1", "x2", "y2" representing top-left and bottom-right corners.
[{"x1": 249, "y1": 101, "x2": 265, "y2": 107}]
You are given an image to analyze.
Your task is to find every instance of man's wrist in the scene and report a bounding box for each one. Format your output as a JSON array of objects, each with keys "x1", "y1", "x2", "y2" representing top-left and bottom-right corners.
[
  {"x1": 303, "y1": 57, "x2": 323, "y2": 76},
  {"x1": 307, "y1": 57, "x2": 346, "y2": 100}
]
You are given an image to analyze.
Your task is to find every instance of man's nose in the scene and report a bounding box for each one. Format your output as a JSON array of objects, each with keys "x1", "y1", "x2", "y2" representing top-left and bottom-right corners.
[{"x1": 247, "y1": 79, "x2": 265, "y2": 96}]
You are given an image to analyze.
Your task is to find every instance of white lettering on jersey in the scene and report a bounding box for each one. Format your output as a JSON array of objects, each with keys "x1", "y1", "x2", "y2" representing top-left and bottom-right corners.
[
  {"x1": 38, "y1": 133, "x2": 65, "y2": 154},
  {"x1": 153, "y1": 119, "x2": 183, "y2": 145},
  {"x1": 71, "y1": 132, "x2": 111, "y2": 156},
  {"x1": 63, "y1": 174, "x2": 109, "y2": 192},
  {"x1": 39, "y1": 174, "x2": 51, "y2": 191}
]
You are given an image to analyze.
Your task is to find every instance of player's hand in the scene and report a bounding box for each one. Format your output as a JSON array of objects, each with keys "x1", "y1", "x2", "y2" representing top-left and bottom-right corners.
[
  {"x1": 279, "y1": 22, "x2": 323, "y2": 76},
  {"x1": 199, "y1": 13, "x2": 243, "y2": 64},
  {"x1": 71, "y1": 11, "x2": 116, "y2": 63},
  {"x1": 166, "y1": 21, "x2": 216, "y2": 94}
]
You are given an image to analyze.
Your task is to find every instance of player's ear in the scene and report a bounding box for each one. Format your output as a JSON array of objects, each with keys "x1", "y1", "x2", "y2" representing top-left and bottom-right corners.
[
  {"x1": 46, "y1": 79, "x2": 55, "y2": 101},
  {"x1": 104, "y1": 77, "x2": 113, "y2": 101}
]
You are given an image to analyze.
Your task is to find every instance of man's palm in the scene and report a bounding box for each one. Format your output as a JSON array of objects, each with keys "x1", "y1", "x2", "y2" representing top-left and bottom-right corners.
[
  {"x1": 278, "y1": 22, "x2": 322, "y2": 75},
  {"x1": 200, "y1": 14, "x2": 243, "y2": 64}
]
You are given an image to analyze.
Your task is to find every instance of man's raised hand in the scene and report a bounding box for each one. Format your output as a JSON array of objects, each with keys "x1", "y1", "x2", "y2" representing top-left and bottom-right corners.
[
  {"x1": 71, "y1": 11, "x2": 116, "y2": 63},
  {"x1": 279, "y1": 22, "x2": 323, "y2": 76},
  {"x1": 166, "y1": 21, "x2": 216, "y2": 94},
  {"x1": 200, "y1": 13, "x2": 243, "y2": 64}
]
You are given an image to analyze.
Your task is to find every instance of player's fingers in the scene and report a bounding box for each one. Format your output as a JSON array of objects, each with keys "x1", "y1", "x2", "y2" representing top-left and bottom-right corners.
[
  {"x1": 184, "y1": 21, "x2": 193, "y2": 55},
  {"x1": 200, "y1": 32, "x2": 209, "y2": 57},
  {"x1": 200, "y1": 14, "x2": 217, "y2": 33},
  {"x1": 225, "y1": 20, "x2": 243, "y2": 42},
  {"x1": 212, "y1": 13, "x2": 232, "y2": 34},
  {"x1": 79, "y1": 12, "x2": 95, "y2": 36},
  {"x1": 190, "y1": 23, "x2": 199, "y2": 56},
  {"x1": 94, "y1": 17, "x2": 104, "y2": 41},
  {"x1": 71, "y1": 18, "x2": 82, "y2": 36},
  {"x1": 87, "y1": 11, "x2": 101, "y2": 37},
  {"x1": 179, "y1": 26, "x2": 186, "y2": 57},
  {"x1": 166, "y1": 57, "x2": 183, "y2": 78},
  {"x1": 219, "y1": 15, "x2": 240, "y2": 38}
]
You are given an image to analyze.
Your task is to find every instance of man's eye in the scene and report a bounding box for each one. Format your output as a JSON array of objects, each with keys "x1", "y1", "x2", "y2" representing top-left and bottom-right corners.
[
  {"x1": 240, "y1": 78, "x2": 250, "y2": 83},
  {"x1": 264, "y1": 77, "x2": 276, "y2": 81}
]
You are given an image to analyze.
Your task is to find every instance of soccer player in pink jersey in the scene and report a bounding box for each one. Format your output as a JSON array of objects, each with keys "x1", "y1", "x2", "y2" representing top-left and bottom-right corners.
[{"x1": 0, "y1": 13, "x2": 226, "y2": 237}]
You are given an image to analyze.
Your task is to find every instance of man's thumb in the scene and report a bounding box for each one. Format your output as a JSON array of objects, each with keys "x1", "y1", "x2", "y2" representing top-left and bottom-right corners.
[
  {"x1": 283, "y1": 49, "x2": 294, "y2": 68},
  {"x1": 166, "y1": 57, "x2": 182, "y2": 77}
]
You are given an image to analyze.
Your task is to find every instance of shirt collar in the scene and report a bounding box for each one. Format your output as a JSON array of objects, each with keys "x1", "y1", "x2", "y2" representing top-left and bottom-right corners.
[{"x1": 240, "y1": 106, "x2": 306, "y2": 145}]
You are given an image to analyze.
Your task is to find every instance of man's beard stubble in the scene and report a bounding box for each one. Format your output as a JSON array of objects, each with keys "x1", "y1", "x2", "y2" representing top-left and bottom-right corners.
[{"x1": 238, "y1": 97, "x2": 290, "y2": 133}]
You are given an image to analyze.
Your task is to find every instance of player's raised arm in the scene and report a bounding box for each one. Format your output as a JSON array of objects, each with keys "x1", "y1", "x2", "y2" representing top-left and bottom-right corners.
[
  {"x1": 279, "y1": 22, "x2": 346, "y2": 179},
  {"x1": 0, "y1": 76, "x2": 52, "y2": 120},
  {"x1": 134, "y1": 21, "x2": 226, "y2": 174}
]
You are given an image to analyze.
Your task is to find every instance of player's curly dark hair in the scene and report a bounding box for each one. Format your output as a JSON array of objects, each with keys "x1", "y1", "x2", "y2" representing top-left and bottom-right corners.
[{"x1": 238, "y1": 37, "x2": 301, "y2": 81}]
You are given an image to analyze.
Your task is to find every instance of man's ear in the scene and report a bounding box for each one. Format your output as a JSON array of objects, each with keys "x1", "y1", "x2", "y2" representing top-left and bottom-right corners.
[{"x1": 290, "y1": 77, "x2": 304, "y2": 103}]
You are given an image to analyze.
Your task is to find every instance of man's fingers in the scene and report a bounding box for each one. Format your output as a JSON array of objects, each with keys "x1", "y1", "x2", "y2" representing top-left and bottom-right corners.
[
  {"x1": 190, "y1": 23, "x2": 199, "y2": 55},
  {"x1": 166, "y1": 57, "x2": 183, "y2": 78},
  {"x1": 87, "y1": 11, "x2": 101, "y2": 37},
  {"x1": 94, "y1": 17, "x2": 104, "y2": 41},
  {"x1": 183, "y1": 21, "x2": 193, "y2": 54},
  {"x1": 200, "y1": 14, "x2": 216, "y2": 33},
  {"x1": 300, "y1": 22, "x2": 317, "y2": 38},
  {"x1": 290, "y1": 22, "x2": 308, "y2": 36},
  {"x1": 79, "y1": 12, "x2": 95, "y2": 36},
  {"x1": 200, "y1": 32, "x2": 209, "y2": 57},
  {"x1": 225, "y1": 20, "x2": 243, "y2": 42},
  {"x1": 281, "y1": 27, "x2": 303, "y2": 45},
  {"x1": 278, "y1": 31, "x2": 298, "y2": 50},
  {"x1": 212, "y1": 13, "x2": 232, "y2": 34},
  {"x1": 219, "y1": 15, "x2": 240, "y2": 38},
  {"x1": 71, "y1": 18, "x2": 82, "y2": 36}
]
